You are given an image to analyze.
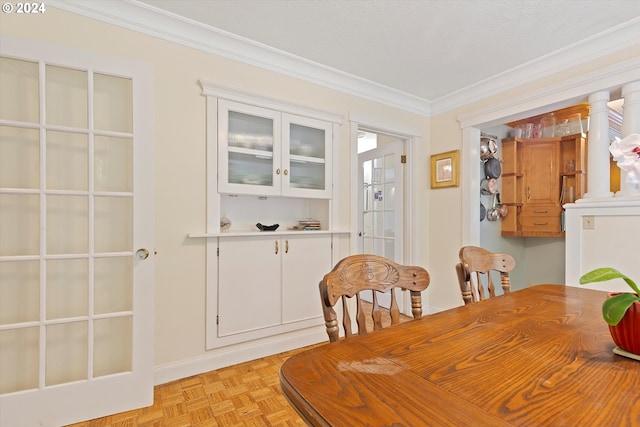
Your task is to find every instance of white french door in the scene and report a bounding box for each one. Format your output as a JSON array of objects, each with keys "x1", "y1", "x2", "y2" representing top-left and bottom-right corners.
[
  {"x1": 0, "y1": 37, "x2": 154, "y2": 426},
  {"x1": 358, "y1": 137, "x2": 404, "y2": 308}
]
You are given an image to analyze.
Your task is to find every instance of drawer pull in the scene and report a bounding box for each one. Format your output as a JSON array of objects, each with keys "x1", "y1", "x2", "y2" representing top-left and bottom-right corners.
[
  {"x1": 534, "y1": 210, "x2": 548, "y2": 214},
  {"x1": 534, "y1": 222, "x2": 549, "y2": 225}
]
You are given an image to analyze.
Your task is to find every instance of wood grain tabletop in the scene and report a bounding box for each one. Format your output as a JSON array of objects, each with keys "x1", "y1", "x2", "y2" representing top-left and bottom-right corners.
[{"x1": 280, "y1": 285, "x2": 640, "y2": 426}]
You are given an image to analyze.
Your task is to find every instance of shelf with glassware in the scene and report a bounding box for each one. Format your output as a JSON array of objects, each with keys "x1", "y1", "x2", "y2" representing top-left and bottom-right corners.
[
  {"x1": 219, "y1": 99, "x2": 332, "y2": 199},
  {"x1": 501, "y1": 133, "x2": 587, "y2": 237}
]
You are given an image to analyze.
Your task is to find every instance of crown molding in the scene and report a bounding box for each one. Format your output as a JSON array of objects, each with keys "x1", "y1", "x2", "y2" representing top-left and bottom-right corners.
[
  {"x1": 433, "y1": 17, "x2": 640, "y2": 116},
  {"x1": 47, "y1": 0, "x2": 431, "y2": 115},
  {"x1": 48, "y1": 1, "x2": 638, "y2": 117},
  {"x1": 457, "y1": 57, "x2": 640, "y2": 129}
]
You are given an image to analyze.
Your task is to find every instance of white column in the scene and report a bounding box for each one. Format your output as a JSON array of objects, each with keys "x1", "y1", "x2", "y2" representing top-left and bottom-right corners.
[
  {"x1": 582, "y1": 90, "x2": 613, "y2": 200},
  {"x1": 617, "y1": 80, "x2": 640, "y2": 199}
]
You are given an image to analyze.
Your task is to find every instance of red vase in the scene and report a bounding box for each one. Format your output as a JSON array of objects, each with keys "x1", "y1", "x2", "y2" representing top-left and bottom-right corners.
[{"x1": 608, "y1": 295, "x2": 640, "y2": 355}]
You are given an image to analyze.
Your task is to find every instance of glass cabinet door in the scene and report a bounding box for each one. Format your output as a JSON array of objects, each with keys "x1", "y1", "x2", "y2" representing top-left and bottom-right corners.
[
  {"x1": 282, "y1": 114, "x2": 332, "y2": 198},
  {"x1": 218, "y1": 99, "x2": 281, "y2": 195}
]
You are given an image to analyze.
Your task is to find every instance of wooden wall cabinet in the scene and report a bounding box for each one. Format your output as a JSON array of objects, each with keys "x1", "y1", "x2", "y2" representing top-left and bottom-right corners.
[{"x1": 501, "y1": 134, "x2": 587, "y2": 237}]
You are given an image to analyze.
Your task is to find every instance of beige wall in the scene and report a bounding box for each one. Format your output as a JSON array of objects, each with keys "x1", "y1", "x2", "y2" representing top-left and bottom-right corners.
[
  {"x1": 0, "y1": 8, "x2": 428, "y2": 368},
  {"x1": 3, "y1": 7, "x2": 637, "y2": 373}
]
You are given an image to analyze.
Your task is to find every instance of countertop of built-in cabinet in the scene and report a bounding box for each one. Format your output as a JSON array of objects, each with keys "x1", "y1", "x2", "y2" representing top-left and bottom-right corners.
[{"x1": 188, "y1": 230, "x2": 351, "y2": 238}]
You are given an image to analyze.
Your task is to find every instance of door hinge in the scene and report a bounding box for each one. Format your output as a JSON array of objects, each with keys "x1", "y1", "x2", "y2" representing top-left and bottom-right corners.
[
  {"x1": 217, "y1": 247, "x2": 219, "y2": 256},
  {"x1": 401, "y1": 155, "x2": 407, "y2": 164},
  {"x1": 216, "y1": 315, "x2": 219, "y2": 325}
]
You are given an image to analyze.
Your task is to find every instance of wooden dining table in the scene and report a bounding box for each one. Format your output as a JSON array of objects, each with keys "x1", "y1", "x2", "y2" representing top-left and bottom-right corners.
[{"x1": 280, "y1": 285, "x2": 640, "y2": 426}]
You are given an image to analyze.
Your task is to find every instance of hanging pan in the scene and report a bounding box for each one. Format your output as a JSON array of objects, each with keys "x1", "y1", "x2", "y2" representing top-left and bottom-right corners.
[
  {"x1": 484, "y1": 157, "x2": 502, "y2": 179},
  {"x1": 480, "y1": 202, "x2": 486, "y2": 221},
  {"x1": 496, "y1": 193, "x2": 508, "y2": 218},
  {"x1": 480, "y1": 137, "x2": 497, "y2": 160},
  {"x1": 480, "y1": 178, "x2": 498, "y2": 195},
  {"x1": 487, "y1": 194, "x2": 499, "y2": 222}
]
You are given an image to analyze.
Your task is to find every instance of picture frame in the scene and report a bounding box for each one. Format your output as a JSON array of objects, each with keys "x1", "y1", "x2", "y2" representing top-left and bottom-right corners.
[{"x1": 430, "y1": 150, "x2": 460, "y2": 188}]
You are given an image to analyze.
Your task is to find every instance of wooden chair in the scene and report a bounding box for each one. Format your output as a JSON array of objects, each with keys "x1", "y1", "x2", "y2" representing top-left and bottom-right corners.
[
  {"x1": 456, "y1": 246, "x2": 515, "y2": 305},
  {"x1": 319, "y1": 254, "x2": 430, "y2": 342}
]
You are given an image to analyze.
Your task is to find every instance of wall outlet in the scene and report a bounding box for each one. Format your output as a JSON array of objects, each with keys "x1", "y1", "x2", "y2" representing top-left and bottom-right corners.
[{"x1": 583, "y1": 216, "x2": 595, "y2": 230}]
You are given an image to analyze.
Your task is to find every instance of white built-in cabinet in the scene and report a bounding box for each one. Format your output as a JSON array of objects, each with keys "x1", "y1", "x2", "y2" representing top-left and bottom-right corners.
[
  {"x1": 192, "y1": 81, "x2": 347, "y2": 352},
  {"x1": 217, "y1": 234, "x2": 331, "y2": 347}
]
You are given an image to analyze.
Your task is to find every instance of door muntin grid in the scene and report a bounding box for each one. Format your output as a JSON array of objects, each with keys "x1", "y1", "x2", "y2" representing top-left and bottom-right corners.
[{"x1": 0, "y1": 57, "x2": 135, "y2": 394}]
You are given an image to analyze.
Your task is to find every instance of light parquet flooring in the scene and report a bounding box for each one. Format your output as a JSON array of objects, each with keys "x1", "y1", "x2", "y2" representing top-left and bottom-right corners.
[{"x1": 67, "y1": 302, "x2": 411, "y2": 427}]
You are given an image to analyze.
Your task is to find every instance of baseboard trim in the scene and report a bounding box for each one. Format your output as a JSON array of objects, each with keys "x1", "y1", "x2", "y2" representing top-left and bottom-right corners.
[{"x1": 153, "y1": 326, "x2": 327, "y2": 386}]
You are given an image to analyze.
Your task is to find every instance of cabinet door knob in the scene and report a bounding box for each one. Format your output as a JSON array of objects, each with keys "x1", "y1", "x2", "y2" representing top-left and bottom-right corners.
[
  {"x1": 284, "y1": 169, "x2": 289, "y2": 176},
  {"x1": 276, "y1": 168, "x2": 281, "y2": 175}
]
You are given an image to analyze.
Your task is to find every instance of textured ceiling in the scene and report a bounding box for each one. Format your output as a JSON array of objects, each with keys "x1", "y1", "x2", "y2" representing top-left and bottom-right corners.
[{"x1": 137, "y1": 0, "x2": 640, "y2": 102}]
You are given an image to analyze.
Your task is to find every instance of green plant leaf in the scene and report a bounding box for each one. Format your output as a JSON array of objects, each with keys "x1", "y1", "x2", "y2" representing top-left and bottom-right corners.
[
  {"x1": 579, "y1": 267, "x2": 640, "y2": 294},
  {"x1": 602, "y1": 293, "x2": 640, "y2": 326}
]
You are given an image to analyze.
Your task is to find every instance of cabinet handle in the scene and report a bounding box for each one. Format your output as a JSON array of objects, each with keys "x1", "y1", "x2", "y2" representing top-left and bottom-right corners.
[
  {"x1": 534, "y1": 222, "x2": 549, "y2": 225},
  {"x1": 285, "y1": 240, "x2": 289, "y2": 253},
  {"x1": 276, "y1": 168, "x2": 281, "y2": 175},
  {"x1": 527, "y1": 187, "x2": 531, "y2": 200},
  {"x1": 534, "y1": 210, "x2": 548, "y2": 214},
  {"x1": 275, "y1": 240, "x2": 279, "y2": 254},
  {"x1": 284, "y1": 169, "x2": 289, "y2": 176}
]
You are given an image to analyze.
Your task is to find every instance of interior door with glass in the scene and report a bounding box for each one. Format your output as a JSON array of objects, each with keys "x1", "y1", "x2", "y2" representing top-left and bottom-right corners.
[
  {"x1": 358, "y1": 136, "x2": 404, "y2": 308},
  {"x1": 0, "y1": 40, "x2": 153, "y2": 426}
]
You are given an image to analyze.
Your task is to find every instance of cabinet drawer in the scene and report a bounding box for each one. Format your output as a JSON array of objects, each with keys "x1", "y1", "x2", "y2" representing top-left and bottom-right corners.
[
  {"x1": 522, "y1": 206, "x2": 561, "y2": 217},
  {"x1": 521, "y1": 214, "x2": 561, "y2": 233}
]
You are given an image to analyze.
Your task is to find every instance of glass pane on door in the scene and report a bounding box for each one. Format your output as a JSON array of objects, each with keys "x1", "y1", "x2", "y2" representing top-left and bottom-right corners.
[{"x1": 0, "y1": 126, "x2": 39, "y2": 189}]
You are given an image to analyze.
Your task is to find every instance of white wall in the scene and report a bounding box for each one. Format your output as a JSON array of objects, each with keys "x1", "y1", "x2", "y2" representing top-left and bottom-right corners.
[{"x1": 566, "y1": 201, "x2": 640, "y2": 292}]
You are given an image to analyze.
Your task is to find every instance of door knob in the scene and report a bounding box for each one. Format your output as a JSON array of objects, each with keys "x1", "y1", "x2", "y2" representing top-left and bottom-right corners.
[{"x1": 136, "y1": 248, "x2": 150, "y2": 260}]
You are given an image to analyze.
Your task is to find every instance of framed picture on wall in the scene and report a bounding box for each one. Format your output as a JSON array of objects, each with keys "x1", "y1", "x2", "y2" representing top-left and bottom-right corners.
[{"x1": 430, "y1": 150, "x2": 460, "y2": 188}]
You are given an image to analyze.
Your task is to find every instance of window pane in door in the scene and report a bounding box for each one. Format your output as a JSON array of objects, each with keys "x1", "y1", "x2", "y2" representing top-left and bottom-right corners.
[
  {"x1": 363, "y1": 160, "x2": 372, "y2": 185},
  {"x1": 94, "y1": 73, "x2": 132, "y2": 133},
  {"x1": 46, "y1": 195, "x2": 88, "y2": 255},
  {"x1": 0, "y1": 126, "x2": 39, "y2": 189},
  {"x1": 0, "y1": 327, "x2": 39, "y2": 393},
  {"x1": 94, "y1": 316, "x2": 132, "y2": 377},
  {"x1": 45, "y1": 65, "x2": 87, "y2": 128},
  {"x1": 94, "y1": 135, "x2": 132, "y2": 192},
  {"x1": 0, "y1": 57, "x2": 39, "y2": 123},
  {"x1": 94, "y1": 196, "x2": 132, "y2": 253},
  {"x1": 0, "y1": 194, "x2": 39, "y2": 256},
  {"x1": 94, "y1": 256, "x2": 132, "y2": 314},
  {"x1": 45, "y1": 321, "x2": 88, "y2": 386},
  {"x1": 47, "y1": 131, "x2": 88, "y2": 191},
  {"x1": 0, "y1": 260, "x2": 39, "y2": 324},
  {"x1": 384, "y1": 183, "x2": 396, "y2": 206},
  {"x1": 46, "y1": 258, "x2": 88, "y2": 320}
]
